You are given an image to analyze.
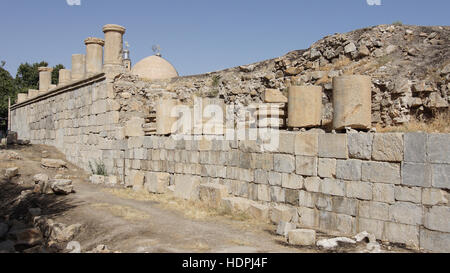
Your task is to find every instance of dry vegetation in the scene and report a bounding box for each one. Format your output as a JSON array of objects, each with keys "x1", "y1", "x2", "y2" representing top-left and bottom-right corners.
[{"x1": 376, "y1": 111, "x2": 450, "y2": 133}]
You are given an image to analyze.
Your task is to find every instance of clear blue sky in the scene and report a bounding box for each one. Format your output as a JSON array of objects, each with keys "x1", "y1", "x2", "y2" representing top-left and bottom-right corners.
[{"x1": 0, "y1": 0, "x2": 449, "y2": 77}]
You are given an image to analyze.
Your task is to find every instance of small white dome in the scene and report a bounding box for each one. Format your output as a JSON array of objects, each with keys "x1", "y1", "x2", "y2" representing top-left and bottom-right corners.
[{"x1": 131, "y1": 55, "x2": 179, "y2": 81}]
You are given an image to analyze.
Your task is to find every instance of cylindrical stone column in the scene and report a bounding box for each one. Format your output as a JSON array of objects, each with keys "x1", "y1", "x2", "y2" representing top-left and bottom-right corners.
[
  {"x1": 102, "y1": 24, "x2": 126, "y2": 72},
  {"x1": 288, "y1": 86, "x2": 323, "y2": 128},
  {"x1": 156, "y1": 98, "x2": 178, "y2": 135},
  {"x1": 84, "y1": 37, "x2": 105, "y2": 75},
  {"x1": 332, "y1": 75, "x2": 372, "y2": 130},
  {"x1": 71, "y1": 54, "x2": 86, "y2": 81},
  {"x1": 38, "y1": 67, "x2": 53, "y2": 91},
  {"x1": 58, "y1": 69, "x2": 72, "y2": 86}
]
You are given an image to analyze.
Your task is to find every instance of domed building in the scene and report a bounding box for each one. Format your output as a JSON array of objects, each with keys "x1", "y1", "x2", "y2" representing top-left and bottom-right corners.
[{"x1": 131, "y1": 54, "x2": 179, "y2": 81}]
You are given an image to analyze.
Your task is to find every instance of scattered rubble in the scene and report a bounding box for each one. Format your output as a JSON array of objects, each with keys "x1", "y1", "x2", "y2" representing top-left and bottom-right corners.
[
  {"x1": 316, "y1": 237, "x2": 357, "y2": 250},
  {"x1": 41, "y1": 159, "x2": 67, "y2": 169}
]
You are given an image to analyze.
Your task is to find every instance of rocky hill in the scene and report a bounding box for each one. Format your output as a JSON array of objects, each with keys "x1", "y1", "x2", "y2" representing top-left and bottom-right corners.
[{"x1": 115, "y1": 24, "x2": 450, "y2": 128}]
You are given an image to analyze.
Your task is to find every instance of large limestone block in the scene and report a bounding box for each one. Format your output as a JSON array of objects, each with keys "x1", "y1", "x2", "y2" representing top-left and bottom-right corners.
[
  {"x1": 17, "y1": 93, "x2": 28, "y2": 103},
  {"x1": 288, "y1": 86, "x2": 322, "y2": 128},
  {"x1": 270, "y1": 205, "x2": 298, "y2": 224},
  {"x1": 221, "y1": 197, "x2": 254, "y2": 213},
  {"x1": 41, "y1": 159, "x2": 67, "y2": 169},
  {"x1": 419, "y1": 228, "x2": 450, "y2": 253},
  {"x1": 427, "y1": 134, "x2": 450, "y2": 164},
  {"x1": 71, "y1": 54, "x2": 86, "y2": 81},
  {"x1": 156, "y1": 98, "x2": 178, "y2": 135},
  {"x1": 424, "y1": 206, "x2": 450, "y2": 233},
  {"x1": 318, "y1": 134, "x2": 348, "y2": 159},
  {"x1": 372, "y1": 133, "x2": 404, "y2": 162},
  {"x1": 174, "y1": 174, "x2": 201, "y2": 200},
  {"x1": 198, "y1": 183, "x2": 229, "y2": 208},
  {"x1": 288, "y1": 229, "x2": 316, "y2": 246},
  {"x1": 144, "y1": 172, "x2": 170, "y2": 194},
  {"x1": 125, "y1": 117, "x2": 145, "y2": 137},
  {"x1": 332, "y1": 75, "x2": 372, "y2": 130},
  {"x1": 264, "y1": 89, "x2": 288, "y2": 103}
]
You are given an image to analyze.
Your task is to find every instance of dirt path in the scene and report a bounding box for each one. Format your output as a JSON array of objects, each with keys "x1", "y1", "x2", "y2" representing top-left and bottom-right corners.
[
  {"x1": 1, "y1": 145, "x2": 311, "y2": 253},
  {"x1": 1, "y1": 145, "x2": 414, "y2": 253}
]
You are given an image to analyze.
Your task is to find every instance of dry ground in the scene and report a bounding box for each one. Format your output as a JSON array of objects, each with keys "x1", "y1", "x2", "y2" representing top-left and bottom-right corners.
[{"x1": 0, "y1": 144, "x2": 415, "y2": 253}]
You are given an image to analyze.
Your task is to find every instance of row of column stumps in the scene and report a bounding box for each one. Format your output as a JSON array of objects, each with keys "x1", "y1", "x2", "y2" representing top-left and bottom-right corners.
[
  {"x1": 17, "y1": 24, "x2": 126, "y2": 103},
  {"x1": 287, "y1": 75, "x2": 372, "y2": 131}
]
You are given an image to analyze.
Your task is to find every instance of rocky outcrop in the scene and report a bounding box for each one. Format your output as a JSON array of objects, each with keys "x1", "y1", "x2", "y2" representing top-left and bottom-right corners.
[{"x1": 114, "y1": 24, "x2": 449, "y2": 127}]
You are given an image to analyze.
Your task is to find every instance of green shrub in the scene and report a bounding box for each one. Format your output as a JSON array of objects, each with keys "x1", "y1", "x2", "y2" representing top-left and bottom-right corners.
[{"x1": 89, "y1": 159, "x2": 108, "y2": 176}]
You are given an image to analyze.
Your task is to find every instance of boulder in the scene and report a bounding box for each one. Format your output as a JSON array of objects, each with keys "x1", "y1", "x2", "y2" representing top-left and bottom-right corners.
[
  {"x1": 5, "y1": 167, "x2": 19, "y2": 178},
  {"x1": 33, "y1": 174, "x2": 49, "y2": 184},
  {"x1": 50, "y1": 179, "x2": 74, "y2": 195},
  {"x1": 41, "y1": 159, "x2": 67, "y2": 169},
  {"x1": 354, "y1": 231, "x2": 377, "y2": 243},
  {"x1": 50, "y1": 223, "x2": 82, "y2": 243}
]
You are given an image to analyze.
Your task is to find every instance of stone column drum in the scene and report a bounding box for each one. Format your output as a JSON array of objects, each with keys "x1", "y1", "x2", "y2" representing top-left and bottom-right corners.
[
  {"x1": 102, "y1": 24, "x2": 126, "y2": 72},
  {"x1": 71, "y1": 54, "x2": 86, "y2": 81},
  {"x1": 38, "y1": 67, "x2": 53, "y2": 92},
  {"x1": 332, "y1": 75, "x2": 372, "y2": 130},
  {"x1": 84, "y1": 37, "x2": 105, "y2": 75},
  {"x1": 58, "y1": 69, "x2": 72, "y2": 86},
  {"x1": 288, "y1": 86, "x2": 323, "y2": 128},
  {"x1": 156, "y1": 98, "x2": 178, "y2": 135}
]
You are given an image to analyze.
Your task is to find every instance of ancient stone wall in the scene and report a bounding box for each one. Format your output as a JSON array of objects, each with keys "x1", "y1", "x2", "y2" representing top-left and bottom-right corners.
[
  {"x1": 122, "y1": 132, "x2": 449, "y2": 252},
  {"x1": 10, "y1": 73, "x2": 125, "y2": 178}
]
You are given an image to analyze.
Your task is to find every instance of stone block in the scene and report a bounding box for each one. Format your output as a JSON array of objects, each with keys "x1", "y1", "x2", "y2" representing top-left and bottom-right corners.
[
  {"x1": 288, "y1": 229, "x2": 316, "y2": 246},
  {"x1": 402, "y1": 163, "x2": 432, "y2": 187},
  {"x1": 394, "y1": 186, "x2": 422, "y2": 203},
  {"x1": 145, "y1": 172, "x2": 170, "y2": 194},
  {"x1": 174, "y1": 175, "x2": 201, "y2": 200},
  {"x1": 358, "y1": 201, "x2": 389, "y2": 221},
  {"x1": 198, "y1": 183, "x2": 229, "y2": 208},
  {"x1": 268, "y1": 172, "x2": 282, "y2": 186},
  {"x1": 295, "y1": 156, "x2": 317, "y2": 176},
  {"x1": 254, "y1": 169, "x2": 268, "y2": 184},
  {"x1": 357, "y1": 218, "x2": 384, "y2": 240},
  {"x1": 336, "y1": 159, "x2": 362, "y2": 181},
  {"x1": 346, "y1": 181, "x2": 372, "y2": 200},
  {"x1": 221, "y1": 197, "x2": 253, "y2": 213},
  {"x1": 304, "y1": 177, "x2": 321, "y2": 193},
  {"x1": 281, "y1": 173, "x2": 303, "y2": 189},
  {"x1": 274, "y1": 154, "x2": 296, "y2": 173},
  {"x1": 270, "y1": 186, "x2": 286, "y2": 203},
  {"x1": 362, "y1": 161, "x2": 401, "y2": 184},
  {"x1": 250, "y1": 153, "x2": 273, "y2": 170},
  {"x1": 318, "y1": 158, "x2": 336, "y2": 178},
  {"x1": 404, "y1": 133, "x2": 427, "y2": 163},
  {"x1": 319, "y1": 211, "x2": 356, "y2": 236},
  {"x1": 277, "y1": 221, "x2": 297, "y2": 237},
  {"x1": 427, "y1": 134, "x2": 450, "y2": 163},
  {"x1": 131, "y1": 171, "x2": 145, "y2": 191},
  {"x1": 125, "y1": 117, "x2": 144, "y2": 137},
  {"x1": 5, "y1": 167, "x2": 19, "y2": 178},
  {"x1": 419, "y1": 228, "x2": 450, "y2": 253},
  {"x1": 297, "y1": 207, "x2": 319, "y2": 228},
  {"x1": 331, "y1": 196, "x2": 357, "y2": 216},
  {"x1": 432, "y1": 164, "x2": 450, "y2": 189},
  {"x1": 424, "y1": 206, "x2": 450, "y2": 233},
  {"x1": 294, "y1": 133, "x2": 318, "y2": 156},
  {"x1": 372, "y1": 183, "x2": 395, "y2": 204},
  {"x1": 248, "y1": 203, "x2": 270, "y2": 222},
  {"x1": 270, "y1": 205, "x2": 298, "y2": 224},
  {"x1": 257, "y1": 184, "x2": 271, "y2": 202},
  {"x1": 422, "y1": 188, "x2": 448, "y2": 206},
  {"x1": 264, "y1": 88, "x2": 288, "y2": 103},
  {"x1": 298, "y1": 191, "x2": 316, "y2": 208},
  {"x1": 318, "y1": 134, "x2": 348, "y2": 159},
  {"x1": 372, "y1": 133, "x2": 403, "y2": 162},
  {"x1": 384, "y1": 222, "x2": 419, "y2": 248},
  {"x1": 347, "y1": 133, "x2": 373, "y2": 160},
  {"x1": 389, "y1": 202, "x2": 423, "y2": 225},
  {"x1": 278, "y1": 132, "x2": 296, "y2": 154},
  {"x1": 321, "y1": 178, "x2": 345, "y2": 197}
]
